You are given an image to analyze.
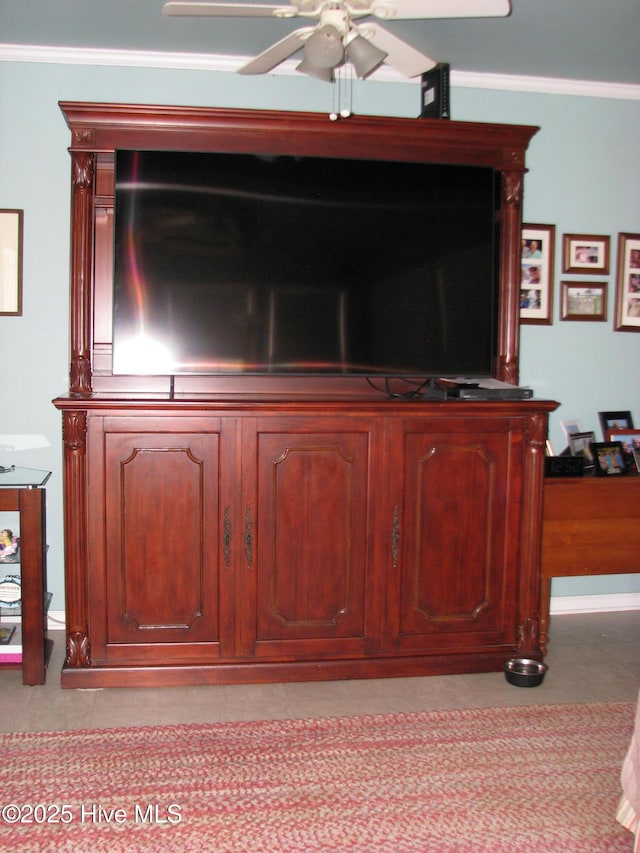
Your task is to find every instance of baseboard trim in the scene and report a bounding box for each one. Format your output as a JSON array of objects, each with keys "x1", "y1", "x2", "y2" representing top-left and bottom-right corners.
[
  {"x1": 550, "y1": 592, "x2": 640, "y2": 615},
  {"x1": 47, "y1": 610, "x2": 66, "y2": 630}
]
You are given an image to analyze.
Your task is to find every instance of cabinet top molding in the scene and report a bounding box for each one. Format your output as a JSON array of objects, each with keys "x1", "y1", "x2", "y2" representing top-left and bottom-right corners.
[{"x1": 59, "y1": 102, "x2": 538, "y2": 171}]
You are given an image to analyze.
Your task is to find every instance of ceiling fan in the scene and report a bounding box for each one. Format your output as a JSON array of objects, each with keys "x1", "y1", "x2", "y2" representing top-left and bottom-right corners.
[{"x1": 163, "y1": 0, "x2": 511, "y2": 83}]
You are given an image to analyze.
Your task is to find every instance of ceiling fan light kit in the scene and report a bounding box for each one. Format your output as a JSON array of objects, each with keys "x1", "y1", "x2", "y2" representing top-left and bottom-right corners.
[
  {"x1": 296, "y1": 51, "x2": 336, "y2": 82},
  {"x1": 163, "y1": 0, "x2": 511, "y2": 82},
  {"x1": 304, "y1": 24, "x2": 345, "y2": 68},
  {"x1": 346, "y1": 33, "x2": 388, "y2": 78}
]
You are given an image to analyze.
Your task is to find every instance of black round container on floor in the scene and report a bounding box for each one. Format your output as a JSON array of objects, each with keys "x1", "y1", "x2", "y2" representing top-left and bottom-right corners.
[{"x1": 503, "y1": 658, "x2": 548, "y2": 687}]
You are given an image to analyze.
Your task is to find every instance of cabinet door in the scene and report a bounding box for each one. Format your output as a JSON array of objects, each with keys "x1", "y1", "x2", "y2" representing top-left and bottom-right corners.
[
  {"x1": 89, "y1": 417, "x2": 225, "y2": 664},
  {"x1": 389, "y1": 417, "x2": 521, "y2": 652},
  {"x1": 241, "y1": 417, "x2": 382, "y2": 660}
]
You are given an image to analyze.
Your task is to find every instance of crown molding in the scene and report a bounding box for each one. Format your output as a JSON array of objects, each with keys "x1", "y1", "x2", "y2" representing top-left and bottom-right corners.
[
  {"x1": 0, "y1": 42, "x2": 240, "y2": 73},
  {"x1": 2, "y1": 42, "x2": 639, "y2": 101},
  {"x1": 452, "y1": 69, "x2": 640, "y2": 101}
]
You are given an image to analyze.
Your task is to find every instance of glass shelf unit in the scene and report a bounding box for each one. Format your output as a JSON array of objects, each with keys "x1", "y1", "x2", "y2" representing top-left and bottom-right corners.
[{"x1": 0, "y1": 467, "x2": 51, "y2": 684}]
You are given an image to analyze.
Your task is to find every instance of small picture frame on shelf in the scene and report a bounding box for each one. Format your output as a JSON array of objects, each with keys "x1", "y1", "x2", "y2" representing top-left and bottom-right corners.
[
  {"x1": 560, "y1": 281, "x2": 607, "y2": 321},
  {"x1": 562, "y1": 233, "x2": 610, "y2": 275},
  {"x1": 520, "y1": 223, "x2": 555, "y2": 325},
  {"x1": 605, "y1": 428, "x2": 640, "y2": 472},
  {"x1": 568, "y1": 431, "x2": 596, "y2": 468},
  {"x1": 598, "y1": 410, "x2": 635, "y2": 438},
  {"x1": 560, "y1": 419, "x2": 584, "y2": 442},
  {"x1": 614, "y1": 232, "x2": 640, "y2": 332},
  {"x1": 591, "y1": 441, "x2": 627, "y2": 476}
]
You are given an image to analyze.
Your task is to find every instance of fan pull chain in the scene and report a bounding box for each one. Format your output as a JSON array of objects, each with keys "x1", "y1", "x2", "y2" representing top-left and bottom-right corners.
[{"x1": 329, "y1": 63, "x2": 353, "y2": 120}]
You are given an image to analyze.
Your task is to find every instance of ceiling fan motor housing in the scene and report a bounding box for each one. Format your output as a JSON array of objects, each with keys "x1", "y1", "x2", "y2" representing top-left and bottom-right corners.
[
  {"x1": 294, "y1": 0, "x2": 394, "y2": 16},
  {"x1": 318, "y1": 7, "x2": 350, "y2": 36}
]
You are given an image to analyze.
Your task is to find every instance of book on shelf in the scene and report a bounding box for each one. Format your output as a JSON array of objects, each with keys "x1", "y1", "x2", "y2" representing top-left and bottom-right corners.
[
  {"x1": 0, "y1": 623, "x2": 22, "y2": 663},
  {"x1": 0, "y1": 624, "x2": 16, "y2": 644}
]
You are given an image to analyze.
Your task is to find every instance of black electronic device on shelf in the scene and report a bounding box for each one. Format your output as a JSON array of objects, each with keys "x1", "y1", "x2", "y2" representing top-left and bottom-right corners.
[
  {"x1": 420, "y1": 63, "x2": 450, "y2": 120},
  {"x1": 437, "y1": 378, "x2": 534, "y2": 400}
]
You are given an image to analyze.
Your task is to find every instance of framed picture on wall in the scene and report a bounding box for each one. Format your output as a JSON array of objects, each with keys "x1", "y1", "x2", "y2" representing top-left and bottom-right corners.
[
  {"x1": 562, "y1": 233, "x2": 610, "y2": 275},
  {"x1": 0, "y1": 209, "x2": 23, "y2": 316},
  {"x1": 614, "y1": 232, "x2": 640, "y2": 332},
  {"x1": 520, "y1": 223, "x2": 555, "y2": 324},
  {"x1": 560, "y1": 281, "x2": 607, "y2": 321}
]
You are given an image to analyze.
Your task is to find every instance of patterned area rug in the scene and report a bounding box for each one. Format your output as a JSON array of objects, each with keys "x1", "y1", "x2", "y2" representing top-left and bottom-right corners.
[{"x1": 0, "y1": 701, "x2": 635, "y2": 852}]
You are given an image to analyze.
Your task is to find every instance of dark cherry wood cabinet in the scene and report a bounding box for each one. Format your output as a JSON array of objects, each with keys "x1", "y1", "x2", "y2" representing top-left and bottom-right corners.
[
  {"x1": 54, "y1": 103, "x2": 557, "y2": 687},
  {"x1": 55, "y1": 398, "x2": 554, "y2": 687}
]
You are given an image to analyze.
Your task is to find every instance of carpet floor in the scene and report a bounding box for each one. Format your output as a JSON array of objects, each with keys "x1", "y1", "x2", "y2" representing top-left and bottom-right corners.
[{"x1": 0, "y1": 701, "x2": 635, "y2": 852}]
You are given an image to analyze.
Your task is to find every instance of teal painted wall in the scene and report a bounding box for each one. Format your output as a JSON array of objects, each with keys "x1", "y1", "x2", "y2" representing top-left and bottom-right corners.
[{"x1": 1, "y1": 58, "x2": 639, "y2": 608}]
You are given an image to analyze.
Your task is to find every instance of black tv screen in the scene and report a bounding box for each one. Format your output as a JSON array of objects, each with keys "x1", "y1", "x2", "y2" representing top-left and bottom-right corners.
[{"x1": 112, "y1": 149, "x2": 499, "y2": 377}]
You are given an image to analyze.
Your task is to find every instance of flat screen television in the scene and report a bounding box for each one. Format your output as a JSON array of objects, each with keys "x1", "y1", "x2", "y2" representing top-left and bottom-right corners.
[{"x1": 112, "y1": 149, "x2": 499, "y2": 379}]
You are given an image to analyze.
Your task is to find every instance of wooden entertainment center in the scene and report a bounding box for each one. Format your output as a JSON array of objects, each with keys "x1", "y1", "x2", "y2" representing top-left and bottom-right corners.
[{"x1": 55, "y1": 103, "x2": 557, "y2": 688}]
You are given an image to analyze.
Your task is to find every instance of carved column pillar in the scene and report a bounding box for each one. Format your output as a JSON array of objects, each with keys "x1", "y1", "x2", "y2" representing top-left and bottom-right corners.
[
  {"x1": 62, "y1": 409, "x2": 91, "y2": 668},
  {"x1": 69, "y1": 147, "x2": 95, "y2": 396},
  {"x1": 498, "y1": 159, "x2": 525, "y2": 385},
  {"x1": 516, "y1": 412, "x2": 548, "y2": 657}
]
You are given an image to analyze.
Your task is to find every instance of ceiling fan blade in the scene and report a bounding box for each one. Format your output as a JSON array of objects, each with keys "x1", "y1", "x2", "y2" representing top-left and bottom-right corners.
[
  {"x1": 163, "y1": 2, "x2": 292, "y2": 18},
  {"x1": 238, "y1": 28, "x2": 312, "y2": 74},
  {"x1": 362, "y1": 24, "x2": 435, "y2": 77},
  {"x1": 370, "y1": 0, "x2": 510, "y2": 19}
]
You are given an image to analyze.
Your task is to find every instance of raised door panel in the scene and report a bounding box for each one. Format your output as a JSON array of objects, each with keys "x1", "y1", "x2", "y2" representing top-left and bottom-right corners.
[
  {"x1": 93, "y1": 420, "x2": 224, "y2": 663},
  {"x1": 248, "y1": 420, "x2": 380, "y2": 659},
  {"x1": 392, "y1": 419, "x2": 519, "y2": 652}
]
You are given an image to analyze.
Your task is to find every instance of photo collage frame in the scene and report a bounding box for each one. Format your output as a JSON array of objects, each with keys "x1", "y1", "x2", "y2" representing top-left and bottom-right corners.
[{"x1": 520, "y1": 226, "x2": 640, "y2": 333}]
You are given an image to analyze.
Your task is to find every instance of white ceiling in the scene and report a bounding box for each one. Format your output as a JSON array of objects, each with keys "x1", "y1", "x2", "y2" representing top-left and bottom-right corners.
[{"x1": 1, "y1": 0, "x2": 639, "y2": 87}]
